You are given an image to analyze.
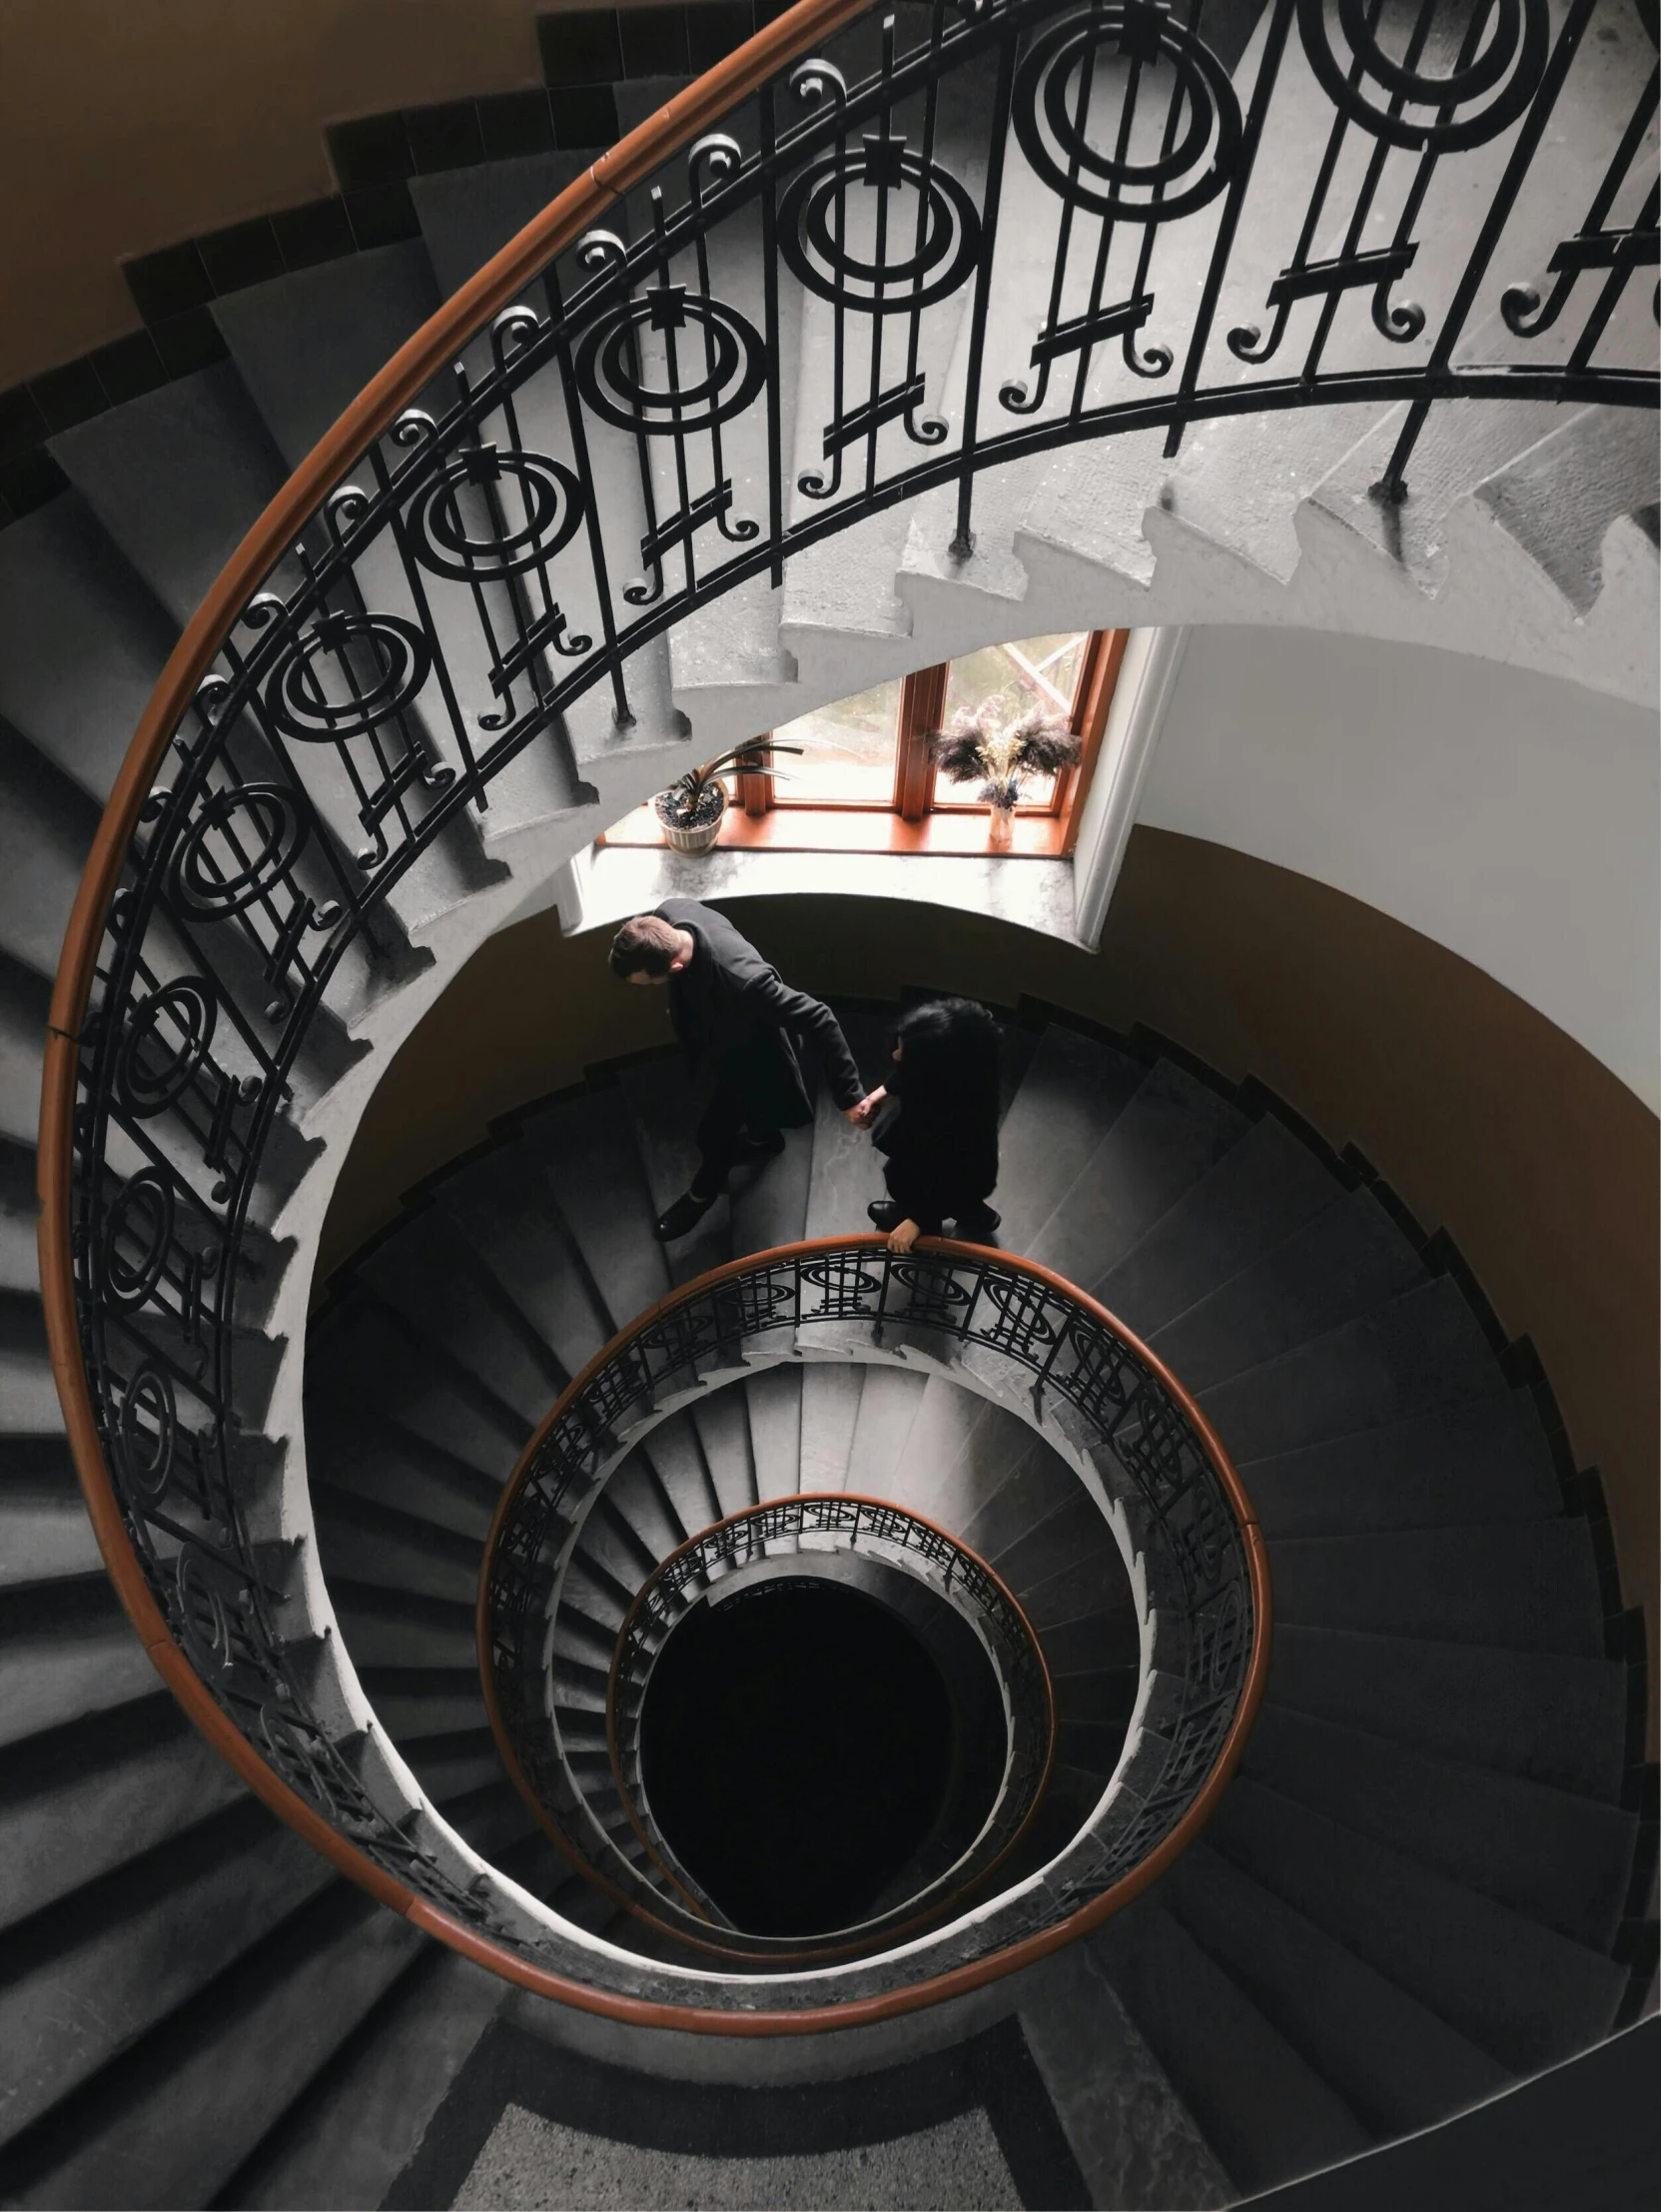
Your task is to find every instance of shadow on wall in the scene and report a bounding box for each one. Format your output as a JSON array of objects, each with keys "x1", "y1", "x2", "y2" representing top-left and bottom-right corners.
[{"x1": 321, "y1": 825, "x2": 1660, "y2": 1748}]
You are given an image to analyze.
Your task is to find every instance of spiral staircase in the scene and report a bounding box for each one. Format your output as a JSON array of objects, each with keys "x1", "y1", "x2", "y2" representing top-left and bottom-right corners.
[{"x1": 1, "y1": 0, "x2": 1656, "y2": 2204}]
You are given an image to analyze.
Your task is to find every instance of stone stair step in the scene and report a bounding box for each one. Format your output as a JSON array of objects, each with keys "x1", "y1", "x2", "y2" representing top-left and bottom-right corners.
[
  {"x1": 47, "y1": 361, "x2": 290, "y2": 628},
  {"x1": 6, "y1": 1881, "x2": 423, "y2": 2210},
  {"x1": 1244, "y1": 1701, "x2": 1640, "y2": 1953},
  {"x1": 314, "y1": 1486, "x2": 482, "y2": 1608},
  {"x1": 0, "y1": 720, "x2": 101, "y2": 986},
  {"x1": 358, "y1": 1666, "x2": 492, "y2": 1743},
  {"x1": 1149, "y1": 1184, "x2": 1426, "y2": 1394},
  {"x1": 326, "y1": 1581, "x2": 477, "y2": 1671},
  {"x1": 1094, "y1": 1112, "x2": 1341, "y2": 1342},
  {"x1": 1270, "y1": 1519, "x2": 1606, "y2": 1658},
  {"x1": 307, "y1": 1417, "x2": 503, "y2": 1545},
  {"x1": 0, "y1": 1694, "x2": 247, "y2": 1936},
  {"x1": 0, "y1": 1141, "x2": 37, "y2": 1298},
  {"x1": 1474, "y1": 404, "x2": 1661, "y2": 617},
  {"x1": 1266, "y1": 1621, "x2": 1631, "y2": 1804},
  {"x1": 1196, "y1": 1278, "x2": 1510, "y2": 1464},
  {"x1": 0, "y1": 494, "x2": 175, "y2": 806},
  {"x1": 797, "y1": 1362, "x2": 866, "y2": 1493},
  {"x1": 354, "y1": 1208, "x2": 569, "y2": 1426},
  {"x1": 0, "y1": 1797, "x2": 333, "y2": 2148},
  {"x1": 433, "y1": 1137, "x2": 615, "y2": 1385},
  {"x1": 862, "y1": 1372, "x2": 992, "y2": 1526},
  {"x1": 842, "y1": 1363, "x2": 930, "y2": 1501},
  {"x1": 1237, "y1": 1391, "x2": 1566, "y2": 1539},
  {"x1": 517, "y1": 1087, "x2": 672, "y2": 1334},
  {"x1": 1092, "y1": 1896, "x2": 1373, "y2": 2198},
  {"x1": 0, "y1": 1577, "x2": 158, "y2": 1749},
  {"x1": 991, "y1": 1023, "x2": 1146, "y2": 1255},
  {"x1": 0, "y1": 1454, "x2": 101, "y2": 1588},
  {"x1": 741, "y1": 1363, "x2": 804, "y2": 1503},
  {"x1": 1210, "y1": 1774, "x2": 1628, "y2": 2074},
  {"x1": 308, "y1": 1297, "x2": 528, "y2": 1485},
  {"x1": 1163, "y1": 1841, "x2": 1512, "y2": 2141},
  {"x1": 1030, "y1": 1060, "x2": 1248, "y2": 1295}
]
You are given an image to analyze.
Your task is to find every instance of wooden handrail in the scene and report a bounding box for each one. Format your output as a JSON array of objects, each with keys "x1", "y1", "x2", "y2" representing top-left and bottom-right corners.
[
  {"x1": 465, "y1": 1233, "x2": 1270, "y2": 2024},
  {"x1": 598, "y1": 1490, "x2": 1057, "y2": 1946},
  {"x1": 35, "y1": 0, "x2": 1269, "y2": 2026}
]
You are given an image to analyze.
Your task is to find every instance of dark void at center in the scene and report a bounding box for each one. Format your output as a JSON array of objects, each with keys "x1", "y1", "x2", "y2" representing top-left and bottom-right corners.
[{"x1": 640, "y1": 1581, "x2": 955, "y2": 1937}]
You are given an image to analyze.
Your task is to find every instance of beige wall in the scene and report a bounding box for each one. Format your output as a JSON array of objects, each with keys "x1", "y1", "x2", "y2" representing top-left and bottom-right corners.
[
  {"x1": 321, "y1": 831, "x2": 1660, "y2": 1712},
  {"x1": 3, "y1": 0, "x2": 675, "y2": 387}
]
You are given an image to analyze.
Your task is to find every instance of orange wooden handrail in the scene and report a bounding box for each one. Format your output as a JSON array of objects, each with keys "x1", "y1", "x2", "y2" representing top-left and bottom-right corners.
[
  {"x1": 599, "y1": 1490, "x2": 1057, "y2": 1945},
  {"x1": 36, "y1": 0, "x2": 1269, "y2": 2027},
  {"x1": 465, "y1": 1233, "x2": 1270, "y2": 2024}
]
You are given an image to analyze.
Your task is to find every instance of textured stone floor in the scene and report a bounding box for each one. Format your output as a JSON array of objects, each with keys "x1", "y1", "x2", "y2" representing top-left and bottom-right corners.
[{"x1": 452, "y1": 2103, "x2": 1021, "y2": 2210}]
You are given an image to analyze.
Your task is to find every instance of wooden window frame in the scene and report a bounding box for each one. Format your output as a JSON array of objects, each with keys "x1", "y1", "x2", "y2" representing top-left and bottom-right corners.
[{"x1": 604, "y1": 629, "x2": 1128, "y2": 857}]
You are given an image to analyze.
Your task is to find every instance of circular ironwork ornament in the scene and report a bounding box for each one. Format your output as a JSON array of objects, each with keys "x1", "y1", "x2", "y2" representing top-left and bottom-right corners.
[
  {"x1": 1295, "y1": 0, "x2": 1549, "y2": 152},
  {"x1": 779, "y1": 141, "x2": 983, "y2": 312},
  {"x1": 407, "y1": 447, "x2": 587, "y2": 582},
  {"x1": 572, "y1": 291, "x2": 768, "y2": 433},
  {"x1": 1013, "y1": 5, "x2": 1244, "y2": 221}
]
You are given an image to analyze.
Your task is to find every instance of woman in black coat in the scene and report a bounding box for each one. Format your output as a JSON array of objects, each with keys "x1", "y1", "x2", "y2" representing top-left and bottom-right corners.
[{"x1": 858, "y1": 998, "x2": 1001, "y2": 1252}]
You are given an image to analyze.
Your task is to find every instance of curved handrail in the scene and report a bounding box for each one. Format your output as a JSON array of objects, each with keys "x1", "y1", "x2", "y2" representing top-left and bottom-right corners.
[
  {"x1": 36, "y1": 0, "x2": 1645, "y2": 2024},
  {"x1": 34, "y1": 0, "x2": 876, "y2": 1965},
  {"x1": 599, "y1": 1491, "x2": 1057, "y2": 1952},
  {"x1": 477, "y1": 1234, "x2": 1270, "y2": 2007}
]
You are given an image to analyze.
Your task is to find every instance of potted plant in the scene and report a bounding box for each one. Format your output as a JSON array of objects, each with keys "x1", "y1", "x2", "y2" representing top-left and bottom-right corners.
[
  {"x1": 653, "y1": 740, "x2": 801, "y2": 854},
  {"x1": 930, "y1": 698, "x2": 1082, "y2": 848}
]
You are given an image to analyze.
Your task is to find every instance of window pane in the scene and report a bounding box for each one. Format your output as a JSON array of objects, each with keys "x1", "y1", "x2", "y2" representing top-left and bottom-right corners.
[
  {"x1": 771, "y1": 677, "x2": 903, "y2": 806},
  {"x1": 936, "y1": 632, "x2": 1088, "y2": 810}
]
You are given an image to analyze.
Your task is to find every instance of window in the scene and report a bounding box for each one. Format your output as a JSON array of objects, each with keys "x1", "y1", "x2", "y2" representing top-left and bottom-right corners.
[{"x1": 604, "y1": 628, "x2": 1127, "y2": 856}]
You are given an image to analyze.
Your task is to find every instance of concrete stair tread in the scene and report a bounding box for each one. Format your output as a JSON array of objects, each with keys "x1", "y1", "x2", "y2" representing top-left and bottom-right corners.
[
  {"x1": 1093, "y1": 1111, "x2": 1342, "y2": 1341},
  {"x1": 1243, "y1": 1701, "x2": 1640, "y2": 1953},
  {"x1": 1237, "y1": 1391, "x2": 1566, "y2": 1538},
  {"x1": 1028, "y1": 1059, "x2": 1249, "y2": 1294},
  {"x1": 5, "y1": 1884, "x2": 423, "y2": 2211},
  {"x1": 516, "y1": 1087, "x2": 671, "y2": 1333},
  {"x1": 1209, "y1": 1774, "x2": 1628, "y2": 2075},
  {"x1": 0, "y1": 494, "x2": 176, "y2": 806},
  {"x1": 1268, "y1": 1518, "x2": 1606, "y2": 1658},
  {"x1": 1196, "y1": 1278, "x2": 1511, "y2": 1465},
  {"x1": 1147, "y1": 1184, "x2": 1427, "y2": 1394},
  {"x1": 47, "y1": 361, "x2": 290, "y2": 628},
  {"x1": 353, "y1": 1208, "x2": 568, "y2": 1424},
  {"x1": 0, "y1": 722, "x2": 104, "y2": 984},
  {"x1": 1266, "y1": 1621, "x2": 1631, "y2": 1803},
  {"x1": 1163, "y1": 1841, "x2": 1513, "y2": 2142},
  {"x1": 434, "y1": 1137, "x2": 614, "y2": 1385},
  {"x1": 991, "y1": 1022, "x2": 1146, "y2": 1254},
  {"x1": 1092, "y1": 1897, "x2": 1373, "y2": 2198}
]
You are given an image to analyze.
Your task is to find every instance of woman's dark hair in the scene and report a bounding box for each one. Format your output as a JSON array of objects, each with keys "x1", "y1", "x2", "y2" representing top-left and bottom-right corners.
[{"x1": 892, "y1": 998, "x2": 1000, "y2": 1098}]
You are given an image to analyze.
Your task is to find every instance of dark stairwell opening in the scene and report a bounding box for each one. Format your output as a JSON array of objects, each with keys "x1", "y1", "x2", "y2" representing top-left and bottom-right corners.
[{"x1": 640, "y1": 1580, "x2": 962, "y2": 1937}]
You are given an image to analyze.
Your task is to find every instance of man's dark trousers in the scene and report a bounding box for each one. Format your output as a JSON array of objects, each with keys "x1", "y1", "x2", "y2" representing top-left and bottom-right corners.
[{"x1": 654, "y1": 897, "x2": 864, "y2": 1199}]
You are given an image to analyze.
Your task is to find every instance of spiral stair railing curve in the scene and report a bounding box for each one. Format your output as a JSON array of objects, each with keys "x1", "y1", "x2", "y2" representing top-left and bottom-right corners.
[
  {"x1": 603, "y1": 1492, "x2": 1057, "y2": 1955},
  {"x1": 490, "y1": 1481, "x2": 1059, "y2": 1966},
  {"x1": 478, "y1": 1234, "x2": 1270, "y2": 2005},
  {"x1": 33, "y1": 0, "x2": 1648, "y2": 2023}
]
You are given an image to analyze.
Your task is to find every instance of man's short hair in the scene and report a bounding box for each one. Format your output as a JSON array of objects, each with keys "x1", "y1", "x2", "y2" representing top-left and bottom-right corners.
[{"x1": 609, "y1": 913, "x2": 681, "y2": 979}]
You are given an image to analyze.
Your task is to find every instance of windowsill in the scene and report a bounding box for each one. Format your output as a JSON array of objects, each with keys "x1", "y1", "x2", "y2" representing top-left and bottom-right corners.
[
  {"x1": 600, "y1": 802, "x2": 1071, "y2": 857},
  {"x1": 550, "y1": 836, "x2": 1091, "y2": 949}
]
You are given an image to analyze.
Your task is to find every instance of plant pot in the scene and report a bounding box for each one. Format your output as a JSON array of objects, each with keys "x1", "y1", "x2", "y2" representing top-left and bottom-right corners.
[
  {"x1": 655, "y1": 784, "x2": 727, "y2": 854},
  {"x1": 987, "y1": 800, "x2": 1015, "y2": 850}
]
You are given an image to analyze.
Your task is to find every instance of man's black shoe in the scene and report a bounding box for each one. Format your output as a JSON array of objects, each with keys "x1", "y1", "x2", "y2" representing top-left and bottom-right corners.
[
  {"x1": 867, "y1": 1199, "x2": 902, "y2": 1231},
  {"x1": 732, "y1": 1130, "x2": 785, "y2": 1164},
  {"x1": 654, "y1": 1191, "x2": 718, "y2": 1242},
  {"x1": 954, "y1": 1203, "x2": 1001, "y2": 1237}
]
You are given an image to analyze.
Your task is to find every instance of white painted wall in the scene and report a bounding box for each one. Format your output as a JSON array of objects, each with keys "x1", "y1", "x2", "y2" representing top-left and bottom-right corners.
[{"x1": 1136, "y1": 626, "x2": 1661, "y2": 1111}]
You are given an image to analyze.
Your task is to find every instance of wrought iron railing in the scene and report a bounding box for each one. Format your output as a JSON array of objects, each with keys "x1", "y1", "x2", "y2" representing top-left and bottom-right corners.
[
  {"x1": 479, "y1": 1236, "x2": 1266, "y2": 1997},
  {"x1": 592, "y1": 1492, "x2": 1056, "y2": 1953},
  {"x1": 38, "y1": 0, "x2": 1644, "y2": 2019}
]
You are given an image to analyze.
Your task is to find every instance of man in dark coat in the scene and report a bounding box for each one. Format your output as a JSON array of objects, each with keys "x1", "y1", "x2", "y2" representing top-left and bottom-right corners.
[{"x1": 609, "y1": 900, "x2": 871, "y2": 1241}]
